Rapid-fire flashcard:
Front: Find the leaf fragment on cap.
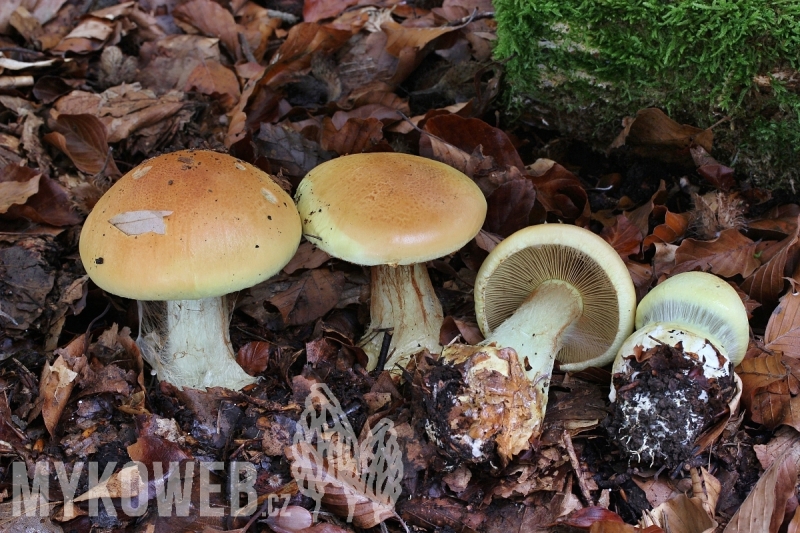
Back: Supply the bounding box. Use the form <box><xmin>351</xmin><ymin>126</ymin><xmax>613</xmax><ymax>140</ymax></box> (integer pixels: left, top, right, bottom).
<box><xmin>109</xmin><ymin>210</ymin><xmax>173</xmax><ymax>235</ymax></box>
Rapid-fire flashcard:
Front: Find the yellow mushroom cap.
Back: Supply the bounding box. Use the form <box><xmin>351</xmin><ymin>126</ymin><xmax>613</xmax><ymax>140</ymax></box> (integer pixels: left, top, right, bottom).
<box><xmin>294</xmin><ymin>152</ymin><xmax>487</xmax><ymax>266</ymax></box>
<box><xmin>79</xmin><ymin>149</ymin><xmax>302</xmax><ymax>300</ymax></box>
<box><xmin>633</xmin><ymin>271</ymin><xmax>750</xmax><ymax>366</ymax></box>
<box><xmin>474</xmin><ymin>224</ymin><xmax>637</xmax><ymax>371</ymax></box>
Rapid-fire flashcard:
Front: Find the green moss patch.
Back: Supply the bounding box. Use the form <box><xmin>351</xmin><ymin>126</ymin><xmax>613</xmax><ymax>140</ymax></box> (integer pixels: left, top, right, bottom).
<box><xmin>495</xmin><ymin>0</ymin><xmax>800</xmax><ymax>189</ymax></box>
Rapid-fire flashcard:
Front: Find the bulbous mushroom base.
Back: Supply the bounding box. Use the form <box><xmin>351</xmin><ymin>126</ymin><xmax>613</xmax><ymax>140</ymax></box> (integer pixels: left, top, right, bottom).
<box><xmin>418</xmin><ymin>344</ymin><xmax>539</xmax><ymax>465</ymax></box>
<box><xmin>361</xmin><ymin>263</ymin><xmax>443</xmax><ymax>373</ymax></box>
<box><xmin>137</xmin><ymin>296</ymin><xmax>257</xmax><ymax>390</ymax></box>
<box><xmin>606</xmin><ymin>329</ymin><xmax>737</xmax><ymax>470</ymax></box>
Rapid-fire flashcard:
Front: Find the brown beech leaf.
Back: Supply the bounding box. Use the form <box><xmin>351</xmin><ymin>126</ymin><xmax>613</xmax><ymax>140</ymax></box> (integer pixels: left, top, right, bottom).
<box><xmin>0</xmin><ymin>163</ymin><xmax>40</xmax><ymax>213</ymax></box>
<box><xmin>173</xmin><ymin>0</ymin><xmax>240</xmax><ymax>61</ymax></box>
<box><xmin>737</xmin><ymin>355</ymin><xmax>788</xmax><ymax>414</ymax></box>
<box><xmin>528</xmin><ymin>160</ymin><xmax>590</xmax><ymax>225</ymax></box>
<box><xmin>320</xmin><ymin>117</ymin><xmax>386</xmax><ymax>155</ymax></box>
<box><xmin>253</xmin><ymin>123</ymin><xmax>332</xmax><ymax>185</ymax></box>
<box><xmin>647</xmin><ymin>493</ymin><xmax>716</xmax><ymax>533</ymax></box>
<box><xmin>610</xmin><ymin>108</ymin><xmax>713</xmax><ymax>166</ymax></box>
<box><xmin>484</xmin><ymin>178</ymin><xmax>537</xmax><ymax>236</ymax></box>
<box><xmin>749</xmin><ymin>204</ymin><xmax>800</xmax><ymax>239</ymax></box>
<box><xmin>558</xmin><ymin>506</ymin><xmax>625</xmax><ymax>529</ymax></box>
<box><xmin>43</xmin><ymin>114</ymin><xmax>120</xmax><ymax>176</ymax></box>
<box><xmin>5</xmin><ymin>175</ymin><xmax>82</xmax><ymax>226</ymax></box>
<box><xmin>303</xmin><ymin>0</ymin><xmax>360</xmax><ymax>23</ymax></box>
<box><xmin>642</xmin><ymin>208</ymin><xmax>689</xmax><ymax>248</ymax></box>
<box><xmin>691</xmin><ymin>145</ymin><xmax>735</xmax><ymax>190</ymax></box>
<box><xmin>237</xmin><ymin>341</ymin><xmax>272</xmax><ymax>376</ymax></box>
<box><xmin>422</xmin><ymin>114</ymin><xmax>525</xmax><ymax>171</ymax></box>
<box><xmin>269</xmin><ymin>269</ymin><xmax>345</xmax><ymax>326</ymax></box>
<box><xmin>742</xmin><ymin>219</ymin><xmax>800</xmax><ymax>305</ymax></box>
<box><xmin>381</xmin><ymin>19</ymin><xmax>460</xmax><ymax>57</ymax></box>
<box><xmin>283</xmin><ymin>242</ymin><xmax>331</xmax><ymax>274</ymax></box>
<box><xmin>127</xmin><ymin>435</ymin><xmax>193</xmax><ymax>480</ymax></box>
<box><xmin>624</xmin><ymin>180</ymin><xmax>668</xmax><ymax>239</ymax></box>
<box><xmin>474</xmin><ymin>229</ymin><xmax>503</xmax><ymax>253</ymax></box>
<box><xmin>184</xmin><ymin>59</ymin><xmax>241</xmax><ymax>111</ymax></box>
<box><xmin>39</xmin><ymin>335</ymin><xmax>88</xmax><ymax>436</ymax></box>
<box><xmin>750</xmin><ymin>377</ymin><xmax>792</xmax><ymax>429</ymax></box>
<box><xmin>723</xmin><ymin>446</ymin><xmax>800</xmax><ymax>533</ymax></box>
<box><xmin>672</xmin><ymin>228</ymin><xmax>760</xmax><ymax>278</ymax></box>
<box><xmin>765</xmin><ymin>291</ymin><xmax>800</xmax><ymax>359</ymax></box>
<box><xmin>601</xmin><ymin>214</ymin><xmax>644</xmax><ymax>259</ymax></box>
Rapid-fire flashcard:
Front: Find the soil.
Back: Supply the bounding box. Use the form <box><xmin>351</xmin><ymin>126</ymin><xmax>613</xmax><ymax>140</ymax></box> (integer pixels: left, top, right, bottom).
<box><xmin>605</xmin><ymin>342</ymin><xmax>736</xmax><ymax>471</ymax></box>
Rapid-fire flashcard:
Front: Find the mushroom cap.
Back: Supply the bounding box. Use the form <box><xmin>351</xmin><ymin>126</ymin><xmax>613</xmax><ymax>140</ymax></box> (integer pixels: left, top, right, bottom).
<box><xmin>474</xmin><ymin>224</ymin><xmax>636</xmax><ymax>371</ymax></box>
<box><xmin>79</xmin><ymin>150</ymin><xmax>302</xmax><ymax>300</ymax></box>
<box><xmin>634</xmin><ymin>271</ymin><xmax>749</xmax><ymax>366</ymax></box>
<box><xmin>294</xmin><ymin>152</ymin><xmax>487</xmax><ymax>266</ymax></box>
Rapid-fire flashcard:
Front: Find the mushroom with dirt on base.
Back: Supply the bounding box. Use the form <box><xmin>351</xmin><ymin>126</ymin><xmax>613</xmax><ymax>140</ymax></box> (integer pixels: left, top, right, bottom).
<box><xmin>607</xmin><ymin>271</ymin><xmax>749</xmax><ymax>469</ymax></box>
<box><xmin>294</xmin><ymin>152</ymin><xmax>487</xmax><ymax>374</ymax></box>
<box><xmin>79</xmin><ymin>149</ymin><xmax>302</xmax><ymax>391</ymax></box>
<box><xmin>430</xmin><ymin>223</ymin><xmax>637</xmax><ymax>462</ymax></box>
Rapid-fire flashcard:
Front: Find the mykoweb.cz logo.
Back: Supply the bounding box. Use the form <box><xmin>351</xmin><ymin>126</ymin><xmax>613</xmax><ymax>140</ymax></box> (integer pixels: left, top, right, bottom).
<box><xmin>7</xmin><ymin>383</ymin><xmax>403</xmax><ymax>525</ymax></box>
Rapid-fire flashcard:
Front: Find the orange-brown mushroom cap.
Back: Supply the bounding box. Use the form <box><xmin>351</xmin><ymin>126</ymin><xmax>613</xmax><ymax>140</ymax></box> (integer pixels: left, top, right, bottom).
<box><xmin>295</xmin><ymin>152</ymin><xmax>487</xmax><ymax>266</ymax></box>
<box><xmin>80</xmin><ymin>150</ymin><xmax>302</xmax><ymax>300</ymax></box>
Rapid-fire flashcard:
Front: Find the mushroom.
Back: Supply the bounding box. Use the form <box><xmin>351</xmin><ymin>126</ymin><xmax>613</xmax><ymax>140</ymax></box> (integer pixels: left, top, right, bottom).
<box><xmin>79</xmin><ymin>150</ymin><xmax>301</xmax><ymax>390</ymax></box>
<box><xmin>294</xmin><ymin>152</ymin><xmax>486</xmax><ymax>372</ymax></box>
<box><xmin>607</xmin><ymin>271</ymin><xmax>748</xmax><ymax>468</ymax></box>
<box><xmin>432</xmin><ymin>223</ymin><xmax>636</xmax><ymax>459</ymax></box>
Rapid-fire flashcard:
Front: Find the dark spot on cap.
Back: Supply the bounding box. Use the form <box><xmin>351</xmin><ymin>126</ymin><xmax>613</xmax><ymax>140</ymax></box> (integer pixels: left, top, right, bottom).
<box><xmin>95</xmin><ymin>257</ymin><xmax>104</xmax><ymax>265</ymax></box>
<box><xmin>255</xmin><ymin>245</ymin><xmax>260</xmax><ymax>248</ymax></box>
<box><xmin>268</xmin><ymin>215</ymin><xmax>272</xmax><ymax>220</ymax></box>
<box><xmin>168</xmin><ymin>180</ymin><xmax>173</xmax><ymax>185</ymax></box>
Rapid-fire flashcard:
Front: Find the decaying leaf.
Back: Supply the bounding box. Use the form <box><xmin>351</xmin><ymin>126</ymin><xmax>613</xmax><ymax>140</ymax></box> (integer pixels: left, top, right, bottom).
<box><xmin>269</xmin><ymin>269</ymin><xmax>345</xmax><ymax>326</ymax></box>
<box><xmin>43</xmin><ymin>113</ymin><xmax>121</xmax><ymax>176</ymax></box>
<box><xmin>672</xmin><ymin>229</ymin><xmax>760</xmax><ymax>278</ymax></box>
<box><xmin>0</xmin><ymin>163</ymin><xmax>41</xmax><ymax>212</ymax></box>
<box><xmin>39</xmin><ymin>335</ymin><xmax>88</xmax><ymax>436</ymax></box>
<box><xmin>109</xmin><ymin>210</ymin><xmax>173</xmax><ymax>236</ymax></box>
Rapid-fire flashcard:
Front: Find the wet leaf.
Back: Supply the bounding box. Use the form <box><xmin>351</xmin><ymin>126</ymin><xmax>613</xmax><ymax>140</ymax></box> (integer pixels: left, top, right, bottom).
<box><xmin>423</xmin><ymin>114</ymin><xmax>524</xmax><ymax>171</ymax></box>
<box><xmin>184</xmin><ymin>59</ymin><xmax>241</xmax><ymax>111</ymax></box>
<box><xmin>528</xmin><ymin>160</ymin><xmax>590</xmax><ymax>225</ymax></box>
<box><xmin>558</xmin><ymin>506</ymin><xmax>625</xmax><ymax>529</ymax></box>
<box><xmin>109</xmin><ymin>210</ymin><xmax>173</xmax><ymax>236</ymax></box>
<box><xmin>601</xmin><ymin>214</ymin><xmax>643</xmax><ymax>259</ymax></box>
<box><xmin>672</xmin><ymin>229</ymin><xmax>760</xmax><ymax>278</ymax></box>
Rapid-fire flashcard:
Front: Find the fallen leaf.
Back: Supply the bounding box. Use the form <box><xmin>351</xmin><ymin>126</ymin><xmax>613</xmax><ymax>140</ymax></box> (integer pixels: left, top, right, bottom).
<box><xmin>601</xmin><ymin>214</ymin><xmax>643</xmax><ymax>259</ymax></box>
<box><xmin>643</xmin><ymin>208</ymin><xmax>689</xmax><ymax>248</ymax></box>
<box><xmin>672</xmin><ymin>228</ymin><xmax>760</xmax><ymax>278</ymax></box>
<box><xmin>742</xmin><ymin>218</ymin><xmax>800</xmax><ymax>305</ymax></box>
<box><xmin>109</xmin><ymin>210</ymin><xmax>173</xmax><ymax>236</ymax></box>
<box><xmin>382</xmin><ymin>18</ymin><xmax>460</xmax><ymax>57</ymax></box>
<box><xmin>237</xmin><ymin>341</ymin><xmax>271</xmax><ymax>376</ymax></box>
<box><xmin>558</xmin><ymin>506</ymin><xmax>625</xmax><ymax>529</ymax></box>
<box><xmin>253</xmin><ymin>123</ymin><xmax>332</xmax><ymax>185</ymax></box>
<box><xmin>645</xmin><ymin>493</ymin><xmax>716</xmax><ymax>533</ymax></box>
<box><xmin>753</xmin><ymin>426</ymin><xmax>800</xmax><ymax>470</ymax></box>
<box><xmin>283</xmin><ymin>242</ymin><xmax>331</xmax><ymax>274</ymax></box>
<box><xmin>320</xmin><ymin>117</ymin><xmax>386</xmax><ymax>155</ymax></box>
<box><xmin>765</xmin><ymin>291</ymin><xmax>800</xmax><ymax>359</ymax></box>
<box><xmin>422</xmin><ymin>114</ymin><xmax>525</xmax><ymax>171</ymax></box>
<box><xmin>528</xmin><ymin>160</ymin><xmax>590</xmax><ymax>225</ymax></box>
<box><xmin>184</xmin><ymin>59</ymin><xmax>241</xmax><ymax>111</ymax></box>
<box><xmin>610</xmin><ymin>108</ymin><xmax>713</xmax><ymax>166</ymax></box>
<box><xmin>303</xmin><ymin>0</ymin><xmax>359</xmax><ymax>23</ymax></box>
<box><xmin>43</xmin><ymin>114</ymin><xmax>120</xmax><ymax>176</ymax></box>
<box><xmin>484</xmin><ymin>178</ymin><xmax>537</xmax><ymax>236</ymax></box>
<box><xmin>723</xmin><ymin>446</ymin><xmax>800</xmax><ymax>533</ymax></box>
<box><xmin>40</xmin><ymin>337</ymin><xmax>88</xmax><ymax>436</ymax></box>
<box><xmin>173</xmin><ymin>0</ymin><xmax>241</xmax><ymax>61</ymax></box>
<box><xmin>0</xmin><ymin>163</ymin><xmax>40</xmax><ymax>213</ymax></box>
<box><xmin>269</xmin><ymin>269</ymin><xmax>345</xmax><ymax>326</ymax></box>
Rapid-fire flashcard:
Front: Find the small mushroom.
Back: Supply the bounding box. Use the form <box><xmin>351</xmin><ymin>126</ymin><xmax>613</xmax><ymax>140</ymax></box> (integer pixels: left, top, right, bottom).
<box><xmin>295</xmin><ymin>152</ymin><xmax>487</xmax><ymax>373</ymax></box>
<box><xmin>607</xmin><ymin>271</ymin><xmax>748</xmax><ymax>468</ymax></box>
<box><xmin>79</xmin><ymin>150</ymin><xmax>302</xmax><ymax>390</ymax></box>
<box><xmin>432</xmin><ymin>224</ymin><xmax>636</xmax><ymax>460</ymax></box>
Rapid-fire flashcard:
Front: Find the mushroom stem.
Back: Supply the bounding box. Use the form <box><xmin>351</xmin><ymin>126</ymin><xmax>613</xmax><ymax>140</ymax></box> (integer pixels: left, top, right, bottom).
<box><xmin>481</xmin><ymin>280</ymin><xmax>583</xmax><ymax>428</ymax></box>
<box><xmin>138</xmin><ymin>296</ymin><xmax>257</xmax><ymax>390</ymax></box>
<box><xmin>362</xmin><ymin>263</ymin><xmax>443</xmax><ymax>372</ymax></box>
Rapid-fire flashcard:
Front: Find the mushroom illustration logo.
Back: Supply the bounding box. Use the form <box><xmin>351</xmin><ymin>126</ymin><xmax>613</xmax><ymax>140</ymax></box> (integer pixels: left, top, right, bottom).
<box><xmin>295</xmin><ymin>152</ymin><xmax>487</xmax><ymax>373</ymax></box>
<box><xmin>608</xmin><ymin>271</ymin><xmax>748</xmax><ymax>468</ymax></box>
<box><xmin>79</xmin><ymin>150</ymin><xmax>302</xmax><ymax>390</ymax></box>
<box><xmin>431</xmin><ymin>223</ymin><xmax>636</xmax><ymax>461</ymax></box>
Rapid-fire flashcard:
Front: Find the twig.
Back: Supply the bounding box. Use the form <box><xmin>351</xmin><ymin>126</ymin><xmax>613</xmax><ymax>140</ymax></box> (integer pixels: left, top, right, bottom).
<box><xmin>84</xmin><ymin>301</ymin><xmax>112</xmax><ymax>357</ymax></box>
<box><xmin>374</xmin><ymin>328</ymin><xmax>393</xmax><ymax>372</ymax></box>
<box><xmin>0</xmin><ymin>76</ymin><xmax>34</xmax><ymax>89</ymax></box>
<box><xmin>562</xmin><ymin>429</ymin><xmax>594</xmax><ymax>506</ymax></box>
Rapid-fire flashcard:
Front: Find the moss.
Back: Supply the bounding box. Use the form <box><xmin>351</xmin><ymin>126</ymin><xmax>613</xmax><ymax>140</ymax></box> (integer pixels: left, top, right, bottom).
<box><xmin>495</xmin><ymin>0</ymin><xmax>800</xmax><ymax>189</ymax></box>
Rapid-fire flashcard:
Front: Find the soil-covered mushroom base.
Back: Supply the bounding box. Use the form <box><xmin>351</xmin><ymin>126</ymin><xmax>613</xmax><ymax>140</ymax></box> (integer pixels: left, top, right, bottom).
<box><xmin>606</xmin><ymin>342</ymin><xmax>735</xmax><ymax>470</ymax></box>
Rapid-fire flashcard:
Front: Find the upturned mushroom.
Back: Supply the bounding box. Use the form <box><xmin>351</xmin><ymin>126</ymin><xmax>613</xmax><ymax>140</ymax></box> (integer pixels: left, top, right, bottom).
<box><xmin>79</xmin><ymin>150</ymin><xmax>301</xmax><ymax>390</ymax></box>
<box><xmin>431</xmin><ymin>223</ymin><xmax>636</xmax><ymax>460</ymax></box>
<box><xmin>607</xmin><ymin>271</ymin><xmax>748</xmax><ymax>468</ymax></box>
<box><xmin>294</xmin><ymin>152</ymin><xmax>486</xmax><ymax>373</ymax></box>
